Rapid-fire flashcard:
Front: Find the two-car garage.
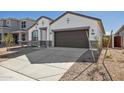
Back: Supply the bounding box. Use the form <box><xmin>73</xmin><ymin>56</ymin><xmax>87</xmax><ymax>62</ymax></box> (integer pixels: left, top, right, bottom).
<box><xmin>54</xmin><ymin>30</ymin><xmax>89</xmax><ymax>48</ymax></box>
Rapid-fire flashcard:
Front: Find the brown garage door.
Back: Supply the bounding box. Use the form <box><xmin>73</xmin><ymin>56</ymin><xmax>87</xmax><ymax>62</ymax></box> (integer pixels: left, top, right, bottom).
<box><xmin>114</xmin><ymin>36</ymin><xmax>121</xmax><ymax>47</ymax></box>
<box><xmin>54</xmin><ymin>30</ymin><xmax>89</xmax><ymax>48</ymax></box>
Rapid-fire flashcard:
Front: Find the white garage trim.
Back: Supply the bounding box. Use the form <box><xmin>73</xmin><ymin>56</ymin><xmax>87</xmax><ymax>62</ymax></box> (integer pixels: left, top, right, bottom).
<box><xmin>52</xmin><ymin>26</ymin><xmax>90</xmax><ymax>32</ymax></box>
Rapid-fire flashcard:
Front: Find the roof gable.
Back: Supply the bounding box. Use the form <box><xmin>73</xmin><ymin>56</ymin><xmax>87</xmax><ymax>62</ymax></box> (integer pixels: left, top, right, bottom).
<box><xmin>50</xmin><ymin>11</ymin><xmax>105</xmax><ymax>34</ymax></box>
<box><xmin>50</xmin><ymin>11</ymin><xmax>102</xmax><ymax>25</ymax></box>
<box><xmin>28</xmin><ymin>16</ymin><xmax>53</xmax><ymax>30</ymax></box>
<box><xmin>36</xmin><ymin>16</ymin><xmax>53</xmax><ymax>22</ymax></box>
<box><xmin>115</xmin><ymin>25</ymin><xmax>124</xmax><ymax>35</ymax></box>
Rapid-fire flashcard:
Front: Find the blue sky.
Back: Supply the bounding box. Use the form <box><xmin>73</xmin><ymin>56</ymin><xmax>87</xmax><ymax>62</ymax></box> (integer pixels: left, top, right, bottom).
<box><xmin>0</xmin><ymin>11</ymin><xmax>123</xmax><ymax>34</ymax></box>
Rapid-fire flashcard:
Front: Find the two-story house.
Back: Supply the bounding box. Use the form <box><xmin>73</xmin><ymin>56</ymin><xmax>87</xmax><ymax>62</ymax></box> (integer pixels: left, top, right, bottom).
<box><xmin>0</xmin><ymin>18</ymin><xmax>35</xmax><ymax>47</ymax></box>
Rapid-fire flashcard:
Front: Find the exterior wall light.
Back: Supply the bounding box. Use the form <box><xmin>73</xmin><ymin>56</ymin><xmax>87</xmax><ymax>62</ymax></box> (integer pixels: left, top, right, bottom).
<box><xmin>67</xmin><ymin>18</ymin><xmax>70</xmax><ymax>24</ymax></box>
<box><xmin>91</xmin><ymin>29</ymin><xmax>95</xmax><ymax>35</ymax></box>
<box><xmin>42</xmin><ymin>21</ymin><xmax>44</xmax><ymax>26</ymax></box>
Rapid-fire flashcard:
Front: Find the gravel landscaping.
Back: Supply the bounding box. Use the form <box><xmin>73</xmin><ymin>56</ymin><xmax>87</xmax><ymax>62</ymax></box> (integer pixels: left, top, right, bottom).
<box><xmin>74</xmin><ymin>63</ymin><xmax>111</xmax><ymax>81</ymax></box>
<box><xmin>60</xmin><ymin>62</ymin><xmax>111</xmax><ymax>81</ymax></box>
<box><xmin>60</xmin><ymin>48</ymin><xmax>124</xmax><ymax>81</ymax></box>
<box><xmin>60</xmin><ymin>62</ymin><xmax>92</xmax><ymax>80</ymax></box>
<box><xmin>104</xmin><ymin>48</ymin><xmax>124</xmax><ymax>80</ymax></box>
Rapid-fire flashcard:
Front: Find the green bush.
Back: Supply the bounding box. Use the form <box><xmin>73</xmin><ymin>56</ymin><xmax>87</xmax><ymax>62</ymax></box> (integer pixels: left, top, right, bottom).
<box><xmin>105</xmin><ymin>53</ymin><xmax>112</xmax><ymax>59</ymax></box>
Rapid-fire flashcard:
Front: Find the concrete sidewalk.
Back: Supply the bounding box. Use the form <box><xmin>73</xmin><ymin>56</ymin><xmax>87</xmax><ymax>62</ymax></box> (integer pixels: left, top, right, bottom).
<box><xmin>0</xmin><ymin>55</ymin><xmax>73</xmax><ymax>81</ymax></box>
<box><xmin>0</xmin><ymin>66</ymin><xmax>35</xmax><ymax>81</ymax></box>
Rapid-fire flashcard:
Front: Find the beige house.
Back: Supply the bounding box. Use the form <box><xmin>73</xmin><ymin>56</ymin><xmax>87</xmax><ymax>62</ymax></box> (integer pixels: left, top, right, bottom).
<box><xmin>114</xmin><ymin>25</ymin><xmax>124</xmax><ymax>48</ymax></box>
<box><xmin>28</xmin><ymin>12</ymin><xmax>105</xmax><ymax>48</ymax></box>
<box><xmin>28</xmin><ymin>16</ymin><xmax>53</xmax><ymax>47</ymax></box>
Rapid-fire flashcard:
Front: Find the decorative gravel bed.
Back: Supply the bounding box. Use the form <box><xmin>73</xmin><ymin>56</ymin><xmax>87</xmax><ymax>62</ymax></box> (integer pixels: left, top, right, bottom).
<box><xmin>104</xmin><ymin>48</ymin><xmax>124</xmax><ymax>80</ymax></box>
<box><xmin>60</xmin><ymin>49</ymin><xmax>124</xmax><ymax>81</ymax></box>
<box><xmin>60</xmin><ymin>62</ymin><xmax>111</xmax><ymax>81</ymax></box>
<box><xmin>74</xmin><ymin>63</ymin><xmax>111</xmax><ymax>81</ymax></box>
<box><xmin>60</xmin><ymin>62</ymin><xmax>92</xmax><ymax>81</ymax></box>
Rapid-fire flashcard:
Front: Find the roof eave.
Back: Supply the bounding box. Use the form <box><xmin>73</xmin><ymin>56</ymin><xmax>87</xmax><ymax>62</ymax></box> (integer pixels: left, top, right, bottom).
<box><xmin>50</xmin><ymin>11</ymin><xmax>102</xmax><ymax>25</ymax></box>
<box><xmin>115</xmin><ymin>25</ymin><xmax>124</xmax><ymax>35</ymax></box>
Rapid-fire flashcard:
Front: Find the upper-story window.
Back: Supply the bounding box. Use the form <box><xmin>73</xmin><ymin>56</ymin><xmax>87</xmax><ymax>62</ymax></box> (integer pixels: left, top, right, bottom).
<box><xmin>7</xmin><ymin>21</ymin><xmax>9</xmax><ymax>25</ymax></box>
<box><xmin>3</xmin><ymin>20</ymin><xmax>7</xmax><ymax>27</ymax></box>
<box><xmin>21</xmin><ymin>21</ymin><xmax>26</xmax><ymax>28</ymax></box>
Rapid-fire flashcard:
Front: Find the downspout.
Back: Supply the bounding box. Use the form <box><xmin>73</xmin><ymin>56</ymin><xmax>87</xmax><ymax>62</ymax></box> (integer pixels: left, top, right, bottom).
<box><xmin>112</xmin><ymin>34</ymin><xmax>114</xmax><ymax>48</ymax></box>
<box><xmin>45</xmin><ymin>26</ymin><xmax>49</xmax><ymax>48</ymax></box>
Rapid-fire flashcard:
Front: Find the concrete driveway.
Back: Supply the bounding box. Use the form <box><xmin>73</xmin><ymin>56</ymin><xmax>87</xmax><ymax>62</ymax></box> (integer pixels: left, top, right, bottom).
<box><xmin>0</xmin><ymin>47</ymin><xmax>87</xmax><ymax>81</ymax></box>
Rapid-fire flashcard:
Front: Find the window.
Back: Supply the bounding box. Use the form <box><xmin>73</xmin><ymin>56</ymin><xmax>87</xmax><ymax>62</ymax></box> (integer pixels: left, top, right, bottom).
<box><xmin>32</xmin><ymin>30</ymin><xmax>38</xmax><ymax>41</ymax></box>
<box><xmin>21</xmin><ymin>21</ymin><xmax>26</xmax><ymax>28</ymax></box>
<box><xmin>7</xmin><ymin>21</ymin><xmax>9</xmax><ymax>24</ymax></box>
<box><xmin>3</xmin><ymin>20</ymin><xmax>7</xmax><ymax>27</ymax></box>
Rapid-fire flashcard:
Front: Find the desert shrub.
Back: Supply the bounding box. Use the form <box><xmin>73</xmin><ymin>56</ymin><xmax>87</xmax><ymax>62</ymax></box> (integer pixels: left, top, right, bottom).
<box><xmin>122</xmin><ymin>51</ymin><xmax>124</xmax><ymax>54</ymax></box>
<box><xmin>102</xmin><ymin>36</ymin><xmax>109</xmax><ymax>47</ymax></box>
<box><xmin>105</xmin><ymin>53</ymin><xmax>112</xmax><ymax>59</ymax></box>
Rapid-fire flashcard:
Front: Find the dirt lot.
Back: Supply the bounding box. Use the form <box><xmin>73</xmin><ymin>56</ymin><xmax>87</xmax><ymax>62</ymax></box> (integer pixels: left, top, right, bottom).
<box><xmin>104</xmin><ymin>48</ymin><xmax>124</xmax><ymax>80</ymax></box>
<box><xmin>60</xmin><ymin>48</ymin><xmax>124</xmax><ymax>81</ymax></box>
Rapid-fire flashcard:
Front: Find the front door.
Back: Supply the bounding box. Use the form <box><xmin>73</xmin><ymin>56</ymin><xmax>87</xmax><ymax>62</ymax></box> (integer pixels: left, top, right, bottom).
<box><xmin>13</xmin><ymin>34</ymin><xmax>19</xmax><ymax>44</ymax></box>
<box><xmin>42</xmin><ymin>29</ymin><xmax>47</xmax><ymax>41</ymax></box>
<box><xmin>41</xmin><ymin>29</ymin><xmax>47</xmax><ymax>47</ymax></box>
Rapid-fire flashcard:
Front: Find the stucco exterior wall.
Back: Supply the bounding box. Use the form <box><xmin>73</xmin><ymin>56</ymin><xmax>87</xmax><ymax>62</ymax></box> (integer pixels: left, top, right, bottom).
<box><xmin>0</xmin><ymin>20</ymin><xmax>3</xmax><ymax>26</ymax></box>
<box><xmin>28</xmin><ymin>18</ymin><xmax>52</xmax><ymax>41</ymax></box>
<box><xmin>119</xmin><ymin>30</ymin><xmax>124</xmax><ymax>47</ymax></box>
<box><xmin>96</xmin><ymin>23</ymin><xmax>104</xmax><ymax>47</ymax></box>
<box><xmin>7</xmin><ymin>19</ymin><xmax>20</xmax><ymax>29</ymax></box>
<box><xmin>0</xmin><ymin>27</ymin><xmax>14</xmax><ymax>33</ymax></box>
<box><xmin>50</xmin><ymin>13</ymin><xmax>104</xmax><ymax>47</ymax></box>
<box><xmin>50</xmin><ymin>13</ymin><xmax>103</xmax><ymax>41</ymax></box>
<box><xmin>0</xmin><ymin>19</ymin><xmax>20</xmax><ymax>30</ymax></box>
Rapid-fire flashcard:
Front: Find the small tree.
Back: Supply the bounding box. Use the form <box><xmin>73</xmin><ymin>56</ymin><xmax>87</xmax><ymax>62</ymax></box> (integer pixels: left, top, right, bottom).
<box><xmin>4</xmin><ymin>33</ymin><xmax>14</xmax><ymax>51</ymax></box>
<box><xmin>102</xmin><ymin>36</ymin><xmax>109</xmax><ymax>47</ymax></box>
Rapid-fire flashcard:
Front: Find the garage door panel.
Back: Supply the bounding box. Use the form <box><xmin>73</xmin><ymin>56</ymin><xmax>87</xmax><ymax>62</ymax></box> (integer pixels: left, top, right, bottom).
<box><xmin>54</xmin><ymin>30</ymin><xmax>89</xmax><ymax>48</ymax></box>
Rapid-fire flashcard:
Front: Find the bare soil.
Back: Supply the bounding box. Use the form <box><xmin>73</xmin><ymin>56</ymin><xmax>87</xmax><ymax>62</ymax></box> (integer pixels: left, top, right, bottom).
<box><xmin>60</xmin><ymin>48</ymin><xmax>124</xmax><ymax>81</ymax></box>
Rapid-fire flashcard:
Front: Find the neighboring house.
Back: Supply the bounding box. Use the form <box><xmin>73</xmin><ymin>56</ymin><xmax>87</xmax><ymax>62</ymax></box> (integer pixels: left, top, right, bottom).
<box><xmin>28</xmin><ymin>16</ymin><xmax>53</xmax><ymax>47</ymax></box>
<box><xmin>114</xmin><ymin>25</ymin><xmax>124</xmax><ymax>48</ymax></box>
<box><xmin>0</xmin><ymin>18</ymin><xmax>35</xmax><ymax>46</ymax></box>
<box><xmin>28</xmin><ymin>12</ymin><xmax>105</xmax><ymax>48</ymax></box>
